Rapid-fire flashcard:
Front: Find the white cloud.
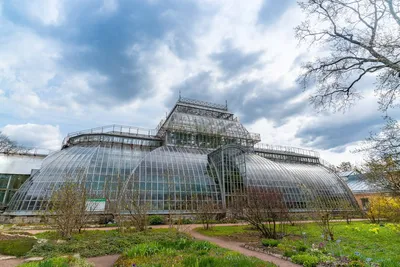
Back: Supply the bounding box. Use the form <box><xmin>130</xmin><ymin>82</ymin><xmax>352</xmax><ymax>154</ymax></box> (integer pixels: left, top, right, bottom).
<box><xmin>2</xmin><ymin>124</ymin><xmax>63</xmax><ymax>151</ymax></box>
<box><xmin>21</xmin><ymin>0</ymin><xmax>64</xmax><ymax>26</ymax></box>
<box><xmin>0</xmin><ymin>0</ymin><xmax>386</xmax><ymax>166</ymax></box>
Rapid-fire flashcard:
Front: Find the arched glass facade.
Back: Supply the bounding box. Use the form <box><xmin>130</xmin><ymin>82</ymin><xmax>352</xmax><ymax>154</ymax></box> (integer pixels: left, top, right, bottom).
<box><xmin>6</xmin><ymin>97</ymin><xmax>359</xmax><ymax>215</ymax></box>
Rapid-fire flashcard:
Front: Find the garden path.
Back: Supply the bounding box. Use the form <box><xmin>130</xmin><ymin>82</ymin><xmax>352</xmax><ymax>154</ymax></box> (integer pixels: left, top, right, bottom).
<box><xmin>86</xmin><ymin>254</ymin><xmax>120</xmax><ymax>267</ymax></box>
<box><xmin>0</xmin><ymin>257</ymin><xmax>23</xmax><ymax>267</ymax></box>
<box><xmin>185</xmin><ymin>225</ymin><xmax>301</xmax><ymax>267</ymax></box>
<box><xmin>3</xmin><ymin>220</ymin><xmax>367</xmax><ymax>267</ymax></box>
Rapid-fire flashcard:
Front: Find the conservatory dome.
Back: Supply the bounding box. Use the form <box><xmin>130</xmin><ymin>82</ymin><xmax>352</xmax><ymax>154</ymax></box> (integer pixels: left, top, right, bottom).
<box><xmin>6</xmin><ymin>97</ymin><xmax>359</xmax><ymax>215</ymax></box>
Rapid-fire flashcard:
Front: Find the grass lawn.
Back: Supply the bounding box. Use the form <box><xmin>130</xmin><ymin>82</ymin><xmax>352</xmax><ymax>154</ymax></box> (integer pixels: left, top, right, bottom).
<box><xmin>196</xmin><ymin>221</ymin><xmax>400</xmax><ymax>266</ymax></box>
<box><xmin>21</xmin><ymin>228</ymin><xmax>277</xmax><ymax>266</ymax></box>
<box><xmin>30</xmin><ymin>228</ymin><xmax>180</xmax><ymax>258</ymax></box>
<box><xmin>18</xmin><ymin>256</ymin><xmax>93</xmax><ymax>267</ymax></box>
<box><xmin>115</xmin><ymin>237</ymin><xmax>276</xmax><ymax>267</ymax></box>
<box><xmin>0</xmin><ymin>234</ymin><xmax>37</xmax><ymax>256</ymax></box>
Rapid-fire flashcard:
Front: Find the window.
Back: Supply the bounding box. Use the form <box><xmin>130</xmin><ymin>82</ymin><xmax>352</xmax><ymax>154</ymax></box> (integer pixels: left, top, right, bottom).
<box><xmin>361</xmin><ymin>198</ymin><xmax>369</xmax><ymax>210</ymax></box>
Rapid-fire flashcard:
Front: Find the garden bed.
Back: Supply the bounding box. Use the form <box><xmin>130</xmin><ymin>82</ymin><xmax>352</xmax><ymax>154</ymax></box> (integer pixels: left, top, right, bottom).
<box><xmin>196</xmin><ymin>222</ymin><xmax>400</xmax><ymax>266</ymax></box>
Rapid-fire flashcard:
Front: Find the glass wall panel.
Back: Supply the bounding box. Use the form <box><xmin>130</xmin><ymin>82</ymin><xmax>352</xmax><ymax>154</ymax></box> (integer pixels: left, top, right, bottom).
<box><xmin>123</xmin><ymin>146</ymin><xmax>222</xmax><ymax>214</ymax></box>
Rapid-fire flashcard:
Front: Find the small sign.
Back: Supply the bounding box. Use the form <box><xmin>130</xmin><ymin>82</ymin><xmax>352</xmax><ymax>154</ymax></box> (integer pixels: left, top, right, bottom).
<box><xmin>86</xmin><ymin>198</ymin><xmax>106</xmax><ymax>212</ymax></box>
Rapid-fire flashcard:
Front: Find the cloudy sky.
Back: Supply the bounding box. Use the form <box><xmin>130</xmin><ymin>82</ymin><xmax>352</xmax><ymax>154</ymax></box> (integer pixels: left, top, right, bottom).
<box><xmin>0</xmin><ymin>0</ymin><xmax>392</xmax><ymax>165</ymax></box>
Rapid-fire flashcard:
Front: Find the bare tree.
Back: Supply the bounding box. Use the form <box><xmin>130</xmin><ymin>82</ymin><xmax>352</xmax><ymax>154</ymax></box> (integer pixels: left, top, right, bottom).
<box><xmin>121</xmin><ymin>174</ymin><xmax>149</xmax><ymax>232</ymax></box>
<box><xmin>0</xmin><ymin>131</ymin><xmax>27</xmax><ymax>154</ymax></box>
<box><xmin>104</xmin><ymin>174</ymin><xmax>125</xmax><ymax>230</ymax></box>
<box><xmin>358</xmin><ymin>117</ymin><xmax>400</xmax><ymax>194</ymax></box>
<box><xmin>237</xmin><ymin>187</ymin><xmax>290</xmax><ymax>239</ymax></box>
<box><xmin>296</xmin><ymin>0</ymin><xmax>400</xmax><ymax>112</ymax></box>
<box><xmin>336</xmin><ymin>161</ymin><xmax>353</xmax><ymax>172</ymax></box>
<box><xmin>310</xmin><ymin>196</ymin><xmax>359</xmax><ymax>240</ymax></box>
<box><xmin>46</xmin><ymin>174</ymin><xmax>97</xmax><ymax>239</ymax></box>
<box><xmin>196</xmin><ymin>196</ymin><xmax>219</xmax><ymax>230</ymax></box>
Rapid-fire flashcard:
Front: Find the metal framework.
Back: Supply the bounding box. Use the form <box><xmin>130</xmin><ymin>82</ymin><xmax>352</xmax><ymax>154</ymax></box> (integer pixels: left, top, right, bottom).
<box><xmin>5</xmin><ymin>97</ymin><xmax>359</xmax><ymax>215</ymax></box>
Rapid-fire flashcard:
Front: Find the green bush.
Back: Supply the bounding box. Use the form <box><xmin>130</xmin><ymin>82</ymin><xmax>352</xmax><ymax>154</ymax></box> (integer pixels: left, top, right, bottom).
<box><xmin>190</xmin><ymin>241</ymin><xmax>216</xmax><ymax>251</ymax></box>
<box><xmin>291</xmin><ymin>254</ymin><xmax>319</xmax><ymax>267</ymax></box>
<box><xmin>123</xmin><ymin>242</ymin><xmax>161</xmax><ymax>257</ymax></box>
<box><xmin>0</xmin><ymin>238</ymin><xmax>37</xmax><ymax>256</ymax></box>
<box><xmin>175</xmin><ymin>218</ymin><xmax>193</xmax><ymax>225</ymax></box>
<box><xmin>149</xmin><ymin>215</ymin><xmax>164</xmax><ymax>225</ymax></box>
<box><xmin>283</xmin><ymin>250</ymin><xmax>296</xmax><ymax>258</ymax></box>
<box><xmin>380</xmin><ymin>259</ymin><xmax>400</xmax><ymax>267</ymax></box>
<box><xmin>30</xmin><ymin>229</ymin><xmax>185</xmax><ymax>258</ymax></box>
<box><xmin>348</xmin><ymin>261</ymin><xmax>365</xmax><ymax>267</ymax></box>
<box><xmin>261</xmin><ymin>239</ymin><xmax>280</xmax><ymax>247</ymax></box>
<box><xmin>181</xmin><ymin>254</ymin><xmax>275</xmax><ymax>267</ymax></box>
<box><xmin>295</xmin><ymin>243</ymin><xmax>308</xmax><ymax>252</ymax></box>
<box><xmin>18</xmin><ymin>256</ymin><xmax>93</xmax><ymax>267</ymax></box>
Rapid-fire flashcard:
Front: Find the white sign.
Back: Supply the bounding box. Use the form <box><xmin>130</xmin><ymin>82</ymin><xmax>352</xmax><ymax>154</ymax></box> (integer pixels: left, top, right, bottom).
<box><xmin>86</xmin><ymin>198</ymin><xmax>106</xmax><ymax>212</ymax></box>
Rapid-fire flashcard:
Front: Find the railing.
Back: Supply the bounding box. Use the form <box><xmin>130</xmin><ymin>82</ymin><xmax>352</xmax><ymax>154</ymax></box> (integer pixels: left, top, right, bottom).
<box><xmin>249</xmin><ymin>132</ymin><xmax>261</xmax><ymax>142</ymax></box>
<box><xmin>319</xmin><ymin>158</ymin><xmax>337</xmax><ymax>172</ymax></box>
<box><xmin>178</xmin><ymin>97</ymin><xmax>228</xmax><ymax>111</ymax></box>
<box><xmin>64</xmin><ymin>125</ymin><xmax>159</xmax><ymax>145</ymax></box>
<box><xmin>156</xmin><ymin>119</ymin><xmax>165</xmax><ymax>133</ymax></box>
<box><xmin>0</xmin><ymin>147</ymin><xmax>53</xmax><ymax>157</ymax></box>
<box><xmin>254</xmin><ymin>143</ymin><xmax>320</xmax><ymax>158</ymax></box>
<box><xmin>67</xmin><ymin>125</ymin><xmax>157</xmax><ymax>137</ymax></box>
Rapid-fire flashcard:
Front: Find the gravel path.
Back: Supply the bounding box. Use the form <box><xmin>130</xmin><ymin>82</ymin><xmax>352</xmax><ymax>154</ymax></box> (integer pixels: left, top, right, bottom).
<box><xmin>87</xmin><ymin>254</ymin><xmax>120</xmax><ymax>267</ymax></box>
<box><xmin>1</xmin><ymin>258</ymin><xmax>24</xmax><ymax>267</ymax></box>
<box><xmin>186</xmin><ymin>225</ymin><xmax>301</xmax><ymax>267</ymax></box>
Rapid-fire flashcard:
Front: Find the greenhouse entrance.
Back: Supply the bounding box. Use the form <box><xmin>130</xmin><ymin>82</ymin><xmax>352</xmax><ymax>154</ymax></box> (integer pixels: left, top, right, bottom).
<box><xmin>208</xmin><ymin>145</ymin><xmax>247</xmax><ymax>210</ymax></box>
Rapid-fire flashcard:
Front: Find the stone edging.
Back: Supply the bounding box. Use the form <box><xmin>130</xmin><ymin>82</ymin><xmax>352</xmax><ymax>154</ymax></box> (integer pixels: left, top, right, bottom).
<box><xmin>242</xmin><ymin>244</ymin><xmax>293</xmax><ymax>262</ymax></box>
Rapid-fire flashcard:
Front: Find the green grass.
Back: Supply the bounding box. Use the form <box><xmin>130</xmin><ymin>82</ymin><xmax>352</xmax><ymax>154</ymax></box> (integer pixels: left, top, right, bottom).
<box><xmin>195</xmin><ymin>221</ymin><xmax>400</xmax><ymax>266</ymax></box>
<box><xmin>196</xmin><ymin>225</ymin><xmax>256</xmax><ymax>236</ymax></box>
<box><xmin>30</xmin><ymin>229</ymin><xmax>184</xmax><ymax>258</ymax></box>
<box><xmin>17</xmin><ymin>256</ymin><xmax>93</xmax><ymax>267</ymax></box>
<box><xmin>31</xmin><ymin>228</ymin><xmax>277</xmax><ymax>266</ymax></box>
<box><xmin>115</xmin><ymin>237</ymin><xmax>277</xmax><ymax>267</ymax></box>
<box><xmin>0</xmin><ymin>238</ymin><xmax>37</xmax><ymax>256</ymax></box>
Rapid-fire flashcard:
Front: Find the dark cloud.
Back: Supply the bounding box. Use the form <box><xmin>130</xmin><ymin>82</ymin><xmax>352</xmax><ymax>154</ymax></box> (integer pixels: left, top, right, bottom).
<box><xmin>257</xmin><ymin>0</ymin><xmax>293</xmax><ymax>25</ymax></box>
<box><xmin>295</xmin><ymin>115</ymin><xmax>384</xmax><ymax>150</ymax></box>
<box><xmin>2</xmin><ymin>0</ymin><xmax>212</xmax><ymax>105</ymax></box>
<box><xmin>210</xmin><ymin>42</ymin><xmax>264</xmax><ymax>78</ymax></box>
<box><xmin>171</xmin><ymin>71</ymin><xmax>308</xmax><ymax>125</ymax></box>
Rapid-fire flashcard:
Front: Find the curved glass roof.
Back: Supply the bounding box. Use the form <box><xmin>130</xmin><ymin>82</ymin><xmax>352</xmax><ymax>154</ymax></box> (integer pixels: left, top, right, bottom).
<box><xmin>279</xmin><ymin>163</ymin><xmax>359</xmax><ymax>209</ymax></box>
<box><xmin>6</xmin><ymin>143</ymin><xmax>359</xmax><ymax>214</ymax></box>
<box><xmin>245</xmin><ymin>154</ymin><xmax>311</xmax><ymax>209</ymax></box>
<box><xmin>123</xmin><ymin>146</ymin><xmax>222</xmax><ymax>213</ymax></box>
<box><xmin>164</xmin><ymin>112</ymin><xmax>254</xmax><ymax>140</ymax></box>
<box><xmin>7</xmin><ymin>144</ymin><xmax>151</xmax><ymax>213</ymax></box>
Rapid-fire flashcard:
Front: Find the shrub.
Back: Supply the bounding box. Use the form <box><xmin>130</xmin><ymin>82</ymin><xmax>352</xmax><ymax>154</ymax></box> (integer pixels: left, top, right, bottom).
<box><xmin>190</xmin><ymin>241</ymin><xmax>216</xmax><ymax>251</ymax></box>
<box><xmin>261</xmin><ymin>239</ymin><xmax>280</xmax><ymax>247</ymax></box>
<box><xmin>175</xmin><ymin>218</ymin><xmax>193</xmax><ymax>225</ymax></box>
<box><xmin>349</xmin><ymin>261</ymin><xmax>365</xmax><ymax>267</ymax></box>
<box><xmin>283</xmin><ymin>250</ymin><xmax>296</xmax><ymax>258</ymax></box>
<box><xmin>367</xmin><ymin>196</ymin><xmax>400</xmax><ymax>223</ymax></box>
<box><xmin>123</xmin><ymin>242</ymin><xmax>161</xmax><ymax>257</ymax></box>
<box><xmin>291</xmin><ymin>254</ymin><xmax>319</xmax><ymax>267</ymax></box>
<box><xmin>380</xmin><ymin>259</ymin><xmax>400</xmax><ymax>267</ymax></box>
<box><xmin>149</xmin><ymin>215</ymin><xmax>164</xmax><ymax>225</ymax></box>
<box><xmin>18</xmin><ymin>256</ymin><xmax>93</xmax><ymax>267</ymax></box>
<box><xmin>0</xmin><ymin>238</ymin><xmax>36</xmax><ymax>256</ymax></box>
<box><xmin>296</xmin><ymin>243</ymin><xmax>308</xmax><ymax>252</ymax></box>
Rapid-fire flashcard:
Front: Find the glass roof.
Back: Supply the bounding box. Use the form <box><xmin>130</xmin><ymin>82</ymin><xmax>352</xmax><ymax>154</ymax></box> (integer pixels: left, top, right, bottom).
<box><xmin>162</xmin><ymin>112</ymin><xmax>258</xmax><ymax>141</ymax></box>
<box><xmin>245</xmin><ymin>154</ymin><xmax>311</xmax><ymax>209</ymax></box>
<box><xmin>122</xmin><ymin>146</ymin><xmax>222</xmax><ymax>213</ymax></box>
<box><xmin>279</xmin><ymin>162</ymin><xmax>359</xmax><ymax>209</ymax></box>
<box><xmin>7</xmin><ymin>144</ymin><xmax>151</xmax><ymax>213</ymax></box>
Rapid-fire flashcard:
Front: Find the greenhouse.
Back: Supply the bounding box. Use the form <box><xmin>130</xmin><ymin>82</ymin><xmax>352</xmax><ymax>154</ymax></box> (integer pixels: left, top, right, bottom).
<box><xmin>5</xmin><ymin>97</ymin><xmax>359</xmax><ymax>215</ymax></box>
